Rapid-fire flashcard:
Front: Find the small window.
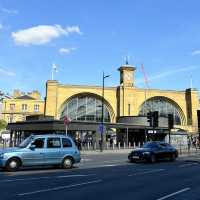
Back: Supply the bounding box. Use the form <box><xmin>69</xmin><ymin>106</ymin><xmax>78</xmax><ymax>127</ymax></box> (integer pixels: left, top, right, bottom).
<box><xmin>10</xmin><ymin>104</ymin><xmax>15</xmax><ymax>111</ymax></box>
<box><xmin>32</xmin><ymin>138</ymin><xmax>45</xmax><ymax>148</ymax></box>
<box><xmin>62</xmin><ymin>138</ymin><xmax>72</xmax><ymax>148</ymax></box>
<box><xmin>47</xmin><ymin>138</ymin><xmax>61</xmax><ymax>148</ymax></box>
<box><xmin>34</xmin><ymin>104</ymin><xmax>39</xmax><ymax>112</ymax></box>
<box><xmin>128</xmin><ymin>104</ymin><xmax>131</xmax><ymax>116</ymax></box>
<box><xmin>22</xmin><ymin>104</ymin><xmax>28</xmax><ymax>111</ymax></box>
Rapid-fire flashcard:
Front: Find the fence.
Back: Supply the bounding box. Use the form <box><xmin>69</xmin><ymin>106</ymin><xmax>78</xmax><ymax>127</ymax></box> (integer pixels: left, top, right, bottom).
<box><xmin>79</xmin><ymin>141</ymin><xmax>200</xmax><ymax>155</ymax></box>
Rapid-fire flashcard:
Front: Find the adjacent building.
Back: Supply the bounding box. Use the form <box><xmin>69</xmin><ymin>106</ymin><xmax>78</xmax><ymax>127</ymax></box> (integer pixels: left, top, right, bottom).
<box><xmin>2</xmin><ymin>90</ymin><xmax>44</xmax><ymax>123</ymax></box>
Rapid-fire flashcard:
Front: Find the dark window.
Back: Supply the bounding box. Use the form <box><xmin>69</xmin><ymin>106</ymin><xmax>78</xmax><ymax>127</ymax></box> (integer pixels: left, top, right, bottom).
<box><xmin>62</xmin><ymin>138</ymin><xmax>72</xmax><ymax>148</ymax></box>
<box><xmin>32</xmin><ymin>138</ymin><xmax>45</xmax><ymax>148</ymax></box>
<box><xmin>47</xmin><ymin>138</ymin><xmax>61</xmax><ymax>148</ymax></box>
<box><xmin>142</xmin><ymin>142</ymin><xmax>159</xmax><ymax>148</ymax></box>
<box><xmin>128</xmin><ymin>104</ymin><xmax>131</xmax><ymax>116</ymax></box>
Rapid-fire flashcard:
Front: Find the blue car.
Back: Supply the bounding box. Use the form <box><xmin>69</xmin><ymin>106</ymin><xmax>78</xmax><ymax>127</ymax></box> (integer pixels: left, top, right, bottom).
<box><xmin>0</xmin><ymin>134</ymin><xmax>81</xmax><ymax>171</ymax></box>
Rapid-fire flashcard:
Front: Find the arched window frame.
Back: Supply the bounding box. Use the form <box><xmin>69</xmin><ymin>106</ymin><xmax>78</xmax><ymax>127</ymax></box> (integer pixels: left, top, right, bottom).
<box><xmin>138</xmin><ymin>96</ymin><xmax>185</xmax><ymax>126</ymax></box>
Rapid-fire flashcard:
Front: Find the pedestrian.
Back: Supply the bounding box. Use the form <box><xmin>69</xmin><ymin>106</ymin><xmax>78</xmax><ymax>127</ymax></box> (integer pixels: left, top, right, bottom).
<box><xmin>110</xmin><ymin>138</ymin><xmax>113</xmax><ymax>148</ymax></box>
<box><xmin>187</xmin><ymin>137</ymin><xmax>191</xmax><ymax>152</ymax></box>
<box><xmin>77</xmin><ymin>137</ymin><xmax>82</xmax><ymax>151</ymax></box>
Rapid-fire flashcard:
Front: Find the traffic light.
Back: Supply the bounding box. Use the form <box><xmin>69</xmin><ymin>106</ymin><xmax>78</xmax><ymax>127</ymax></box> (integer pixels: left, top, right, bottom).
<box><xmin>147</xmin><ymin>112</ymin><xmax>153</xmax><ymax>127</ymax></box>
<box><xmin>153</xmin><ymin>111</ymin><xmax>159</xmax><ymax>128</ymax></box>
<box><xmin>168</xmin><ymin>114</ymin><xmax>174</xmax><ymax>129</ymax></box>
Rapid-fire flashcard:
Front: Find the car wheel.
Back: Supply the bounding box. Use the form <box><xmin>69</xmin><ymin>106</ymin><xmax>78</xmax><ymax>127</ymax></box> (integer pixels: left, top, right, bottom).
<box><xmin>5</xmin><ymin>158</ymin><xmax>21</xmax><ymax>172</ymax></box>
<box><xmin>170</xmin><ymin>153</ymin><xmax>176</xmax><ymax>162</ymax></box>
<box><xmin>150</xmin><ymin>154</ymin><xmax>156</xmax><ymax>163</ymax></box>
<box><xmin>62</xmin><ymin>157</ymin><xmax>73</xmax><ymax>169</ymax></box>
<box><xmin>129</xmin><ymin>159</ymin><xmax>136</xmax><ymax>163</ymax></box>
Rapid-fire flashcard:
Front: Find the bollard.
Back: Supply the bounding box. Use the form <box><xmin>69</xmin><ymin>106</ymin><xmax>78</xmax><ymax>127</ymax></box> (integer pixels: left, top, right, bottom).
<box><xmin>106</xmin><ymin>142</ymin><xmax>108</xmax><ymax>150</ymax></box>
<box><xmin>112</xmin><ymin>143</ymin><xmax>114</xmax><ymax>150</ymax></box>
<box><xmin>179</xmin><ymin>143</ymin><xmax>182</xmax><ymax>155</ymax></box>
<box><xmin>87</xmin><ymin>142</ymin><xmax>90</xmax><ymax>150</ymax></box>
<box><xmin>94</xmin><ymin>142</ymin><xmax>97</xmax><ymax>150</ymax></box>
<box><xmin>118</xmin><ymin>142</ymin><xmax>120</xmax><ymax>149</ymax></box>
<box><xmin>129</xmin><ymin>142</ymin><xmax>131</xmax><ymax>148</ymax></box>
<box><xmin>124</xmin><ymin>142</ymin><xmax>126</xmax><ymax>149</ymax></box>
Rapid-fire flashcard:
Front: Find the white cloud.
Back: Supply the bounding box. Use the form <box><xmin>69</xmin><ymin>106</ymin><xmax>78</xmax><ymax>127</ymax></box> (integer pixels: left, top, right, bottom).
<box><xmin>59</xmin><ymin>47</ymin><xmax>76</xmax><ymax>54</ymax></box>
<box><xmin>191</xmin><ymin>50</ymin><xmax>200</xmax><ymax>56</ymax></box>
<box><xmin>136</xmin><ymin>65</ymin><xmax>199</xmax><ymax>84</ymax></box>
<box><xmin>12</xmin><ymin>25</ymin><xmax>82</xmax><ymax>46</ymax></box>
<box><xmin>66</xmin><ymin>26</ymin><xmax>82</xmax><ymax>35</ymax></box>
<box><xmin>1</xmin><ymin>8</ymin><xmax>18</xmax><ymax>15</ymax></box>
<box><xmin>0</xmin><ymin>68</ymin><xmax>16</xmax><ymax>76</ymax></box>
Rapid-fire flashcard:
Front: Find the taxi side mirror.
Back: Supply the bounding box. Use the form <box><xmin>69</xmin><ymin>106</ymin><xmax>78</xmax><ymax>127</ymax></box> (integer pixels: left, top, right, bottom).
<box><xmin>29</xmin><ymin>144</ymin><xmax>36</xmax><ymax>150</ymax></box>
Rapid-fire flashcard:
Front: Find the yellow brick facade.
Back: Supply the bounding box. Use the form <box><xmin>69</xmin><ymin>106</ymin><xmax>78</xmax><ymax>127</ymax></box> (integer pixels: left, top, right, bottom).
<box><xmin>2</xmin><ymin>92</ymin><xmax>44</xmax><ymax>123</ymax></box>
<box><xmin>44</xmin><ymin>65</ymin><xmax>199</xmax><ymax>134</ymax></box>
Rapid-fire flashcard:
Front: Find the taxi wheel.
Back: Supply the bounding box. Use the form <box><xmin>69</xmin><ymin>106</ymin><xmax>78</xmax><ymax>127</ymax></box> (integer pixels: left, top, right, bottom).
<box><xmin>5</xmin><ymin>158</ymin><xmax>21</xmax><ymax>172</ymax></box>
<box><xmin>170</xmin><ymin>153</ymin><xmax>176</xmax><ymax>161</ymax></box>
<box><xmin>62</xmin><ymin>157</ymin><xmax>73</xmax><ymax>169</ymax></box>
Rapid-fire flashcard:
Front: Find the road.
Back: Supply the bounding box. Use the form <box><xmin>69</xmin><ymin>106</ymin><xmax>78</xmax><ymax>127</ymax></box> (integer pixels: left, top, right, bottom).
<box><xmin>1</xmin><ymin>152</ymin><xmax>200</xmax><ymax>200</ymax></box>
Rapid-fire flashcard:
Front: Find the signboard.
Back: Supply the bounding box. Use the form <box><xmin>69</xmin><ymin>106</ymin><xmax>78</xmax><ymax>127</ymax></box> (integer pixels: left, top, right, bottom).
<box><xmin>98</xmin><ymin>123</ymin><xmax>106</xmax><ymax>134</ymax></box>
<box><xmin>64</xmin><ymin>116</ymin><xmax>71</xmax><ymax>125</ymax></box>
<box><xmin>148</xmin><ymin>130</ymin><xmax>157</xmax><ymax>134</ymax></box>
<box><xmin>1</xmin><ymin>133</ymin><xmax>10</xmax><ymax>140</ymax></box>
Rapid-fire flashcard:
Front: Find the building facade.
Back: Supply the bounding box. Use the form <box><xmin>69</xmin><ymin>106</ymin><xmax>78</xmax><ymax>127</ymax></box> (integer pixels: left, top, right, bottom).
<box><xmin>2</xmin><ymin>90</ymin><xmax>44</xmax><ymax>123</ymax></box>
<box><xmin>45</xmin><ymin>64</ymin><xmax>200</xmax><ymax>134</ymax></box>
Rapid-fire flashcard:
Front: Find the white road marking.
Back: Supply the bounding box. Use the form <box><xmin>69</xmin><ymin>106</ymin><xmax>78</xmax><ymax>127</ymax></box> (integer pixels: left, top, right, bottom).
<box><xmin>179</xmin><ymin>163</ymin><xmax>199</xmax><ymax>168</ymax></box>
<box><xmin>128</xmin><ymin>169</ymin><xmax>165</xmax><ymax>176</ymax></box>
<box><xmin>102</xmin><ymin>160</ymin><xmax>124</xmax><ymax>163</ymax></box>
<box><xmin>156</xmin><ymin>187</ymin><xmax>190</xmax><ymax>200</ymax></box>
<box><xmin>0</xmin><ymin>174</ymin><xmax>95</xmax><ymax>183</ymax></box>
<box><xmin>0</xmin><ymin>177</ymin><xmax>50</xmax><ymax>183</ymax></box>
<box><xmin>57</xmin><ymin>174</ymin><xmax>96</xmax><ymax>178</ymax></box>
<box><xmin>81</xmin><ymin>159</ymin><xmax>92</xmax><ymax>162</ymax></box>
<box><xmin>17</xmin><ymin>179</ymin><xmax>102</xmax><ymax>196</ymax></box>
<box><xmin>101</xmin><ymin>164</ymin><xmax>120</xmax><ymax>167</ymax></box>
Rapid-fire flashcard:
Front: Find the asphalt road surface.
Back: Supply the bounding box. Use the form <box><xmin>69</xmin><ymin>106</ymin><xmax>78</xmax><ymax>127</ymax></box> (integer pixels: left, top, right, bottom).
<box><xmin>1</xmin><ymin>153</ymin><xmax>200</xmax><ymax>200</ymax></box>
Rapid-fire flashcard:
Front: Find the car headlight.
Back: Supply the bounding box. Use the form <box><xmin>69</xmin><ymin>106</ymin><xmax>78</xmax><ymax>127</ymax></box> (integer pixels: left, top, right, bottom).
<box><xmin>143</xmin><ymin>152</ymin><xmax>150</xmax><ymax>155</ymax></box>
<box><xmin>0</xmin><ymin>153</ymin><xmax>4</xmax><ymax>159</ymax></box>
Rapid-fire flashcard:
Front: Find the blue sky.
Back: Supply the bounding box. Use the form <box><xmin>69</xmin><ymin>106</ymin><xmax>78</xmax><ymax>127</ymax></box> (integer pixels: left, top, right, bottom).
<box><xmin>0</xmin><ymin>0</ymin><xmax>200</xmax><ymax>98</ymax></box>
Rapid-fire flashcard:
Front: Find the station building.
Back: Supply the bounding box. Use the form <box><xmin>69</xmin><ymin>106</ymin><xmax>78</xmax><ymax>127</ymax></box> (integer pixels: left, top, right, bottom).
<box><xmin>43</xmin><ymin>64</ymin><xmax>199</xmax><ymax>139</ymax></box>
<box><xmin>6</xmin><ymin>63</ymin><xmax>200</xmax><ymax>146</ymax></box>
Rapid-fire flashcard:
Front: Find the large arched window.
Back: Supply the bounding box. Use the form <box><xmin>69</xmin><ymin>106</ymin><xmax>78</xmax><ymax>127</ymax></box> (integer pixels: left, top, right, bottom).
<box><xmin>60</xmin><ymin>95</ymin><xmax>111</xmax><ymax>122</ymax></box>
<box><xmin>139</xmin><ymin>97</ymin><xmax>183</xmax><ymax>125</ymax></box>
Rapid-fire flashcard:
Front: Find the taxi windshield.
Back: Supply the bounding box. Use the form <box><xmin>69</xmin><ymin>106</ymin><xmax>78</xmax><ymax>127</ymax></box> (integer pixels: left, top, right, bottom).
<box><xmin>18</xmin><ymin>136</ymin><xmax>33</xmax><ymax>148</ymax></box>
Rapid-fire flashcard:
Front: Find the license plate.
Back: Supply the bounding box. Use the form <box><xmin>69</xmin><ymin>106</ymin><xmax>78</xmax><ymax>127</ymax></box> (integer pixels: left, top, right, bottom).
<box><xmin>132</xmin><ymin>156</ymin><xmax>139</xmax><ymax>159</ymax></box>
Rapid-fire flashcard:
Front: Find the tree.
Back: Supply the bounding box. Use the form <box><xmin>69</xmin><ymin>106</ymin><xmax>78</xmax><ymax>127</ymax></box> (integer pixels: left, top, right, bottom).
<box><xmin>0</xmin><ymin>119</ymin><xmax>7</xmax><ymax>131</ymax></box>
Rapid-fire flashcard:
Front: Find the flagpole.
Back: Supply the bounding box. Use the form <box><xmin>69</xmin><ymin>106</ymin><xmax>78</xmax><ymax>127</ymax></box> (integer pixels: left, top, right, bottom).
<box><xmin>51</xmin><ymin>67</ymin><xmax>54</xmax><ymax>80</ymax></box>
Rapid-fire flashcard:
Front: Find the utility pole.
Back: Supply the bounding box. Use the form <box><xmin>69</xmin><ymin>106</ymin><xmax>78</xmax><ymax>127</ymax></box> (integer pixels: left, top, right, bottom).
<box><xmin>100</xmin><ymin>72</ymin><xmax>110</xmax><ymax>152</ymax></box>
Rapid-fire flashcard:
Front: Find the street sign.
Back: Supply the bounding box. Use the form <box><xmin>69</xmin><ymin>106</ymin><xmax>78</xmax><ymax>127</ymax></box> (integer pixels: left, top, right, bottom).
<box><xmin>98</xmin><ymin>123</ymin><xmax>106</xmax><ymax>134</ymax></box>
<box><xmin>64</xmin><ymin>116</ymin><xmax>71</xmax><ymax>125</ymax></box>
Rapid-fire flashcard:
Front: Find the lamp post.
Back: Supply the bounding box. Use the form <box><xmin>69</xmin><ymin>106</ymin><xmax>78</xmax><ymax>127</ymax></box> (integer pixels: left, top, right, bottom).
<box><xmin>100</xmin><ymin>72</ymin><xmax>110</xmax><ymax>152</ymax></box>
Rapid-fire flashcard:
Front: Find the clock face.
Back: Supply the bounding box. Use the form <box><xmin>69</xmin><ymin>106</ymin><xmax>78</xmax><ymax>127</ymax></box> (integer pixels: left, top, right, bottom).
<box><xmin>124</xmin><ymin>72</ymin><xmax>132</xmax><ymax>81</ymax></box>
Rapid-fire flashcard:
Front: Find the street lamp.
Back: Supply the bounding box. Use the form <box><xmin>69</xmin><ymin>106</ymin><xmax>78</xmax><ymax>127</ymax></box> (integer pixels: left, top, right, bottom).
<box><xmin>100</xmin><ymin>72</ymin><xmax>110</xmax><ymax>152</ymax></box>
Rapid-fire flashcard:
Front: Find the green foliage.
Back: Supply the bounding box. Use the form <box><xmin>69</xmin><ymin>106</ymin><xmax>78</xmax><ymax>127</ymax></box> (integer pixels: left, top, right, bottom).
<box><xmin>0</xmin><ymin>119</ymin><xmax>7</xmax><ymax>130</ymax></box>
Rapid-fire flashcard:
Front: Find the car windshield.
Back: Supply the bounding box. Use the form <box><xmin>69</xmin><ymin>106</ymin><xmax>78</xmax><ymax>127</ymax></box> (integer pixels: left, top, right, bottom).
<box><xmin>18</xmin><ymin>136</ymin><xmax>33</xmax><ymax>148</ymax></box>
<box><xmin>142</xmin><ymin>142</ymin><xmax>159</xmax><ymax>149</ymax></box>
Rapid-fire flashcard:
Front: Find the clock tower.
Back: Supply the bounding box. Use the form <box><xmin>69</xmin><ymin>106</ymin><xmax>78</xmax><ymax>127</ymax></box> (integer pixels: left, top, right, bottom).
<box><xmin>118</xmin><ymin>64</ymin><xmax>136</xmax><ymax>87</ymax></box>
